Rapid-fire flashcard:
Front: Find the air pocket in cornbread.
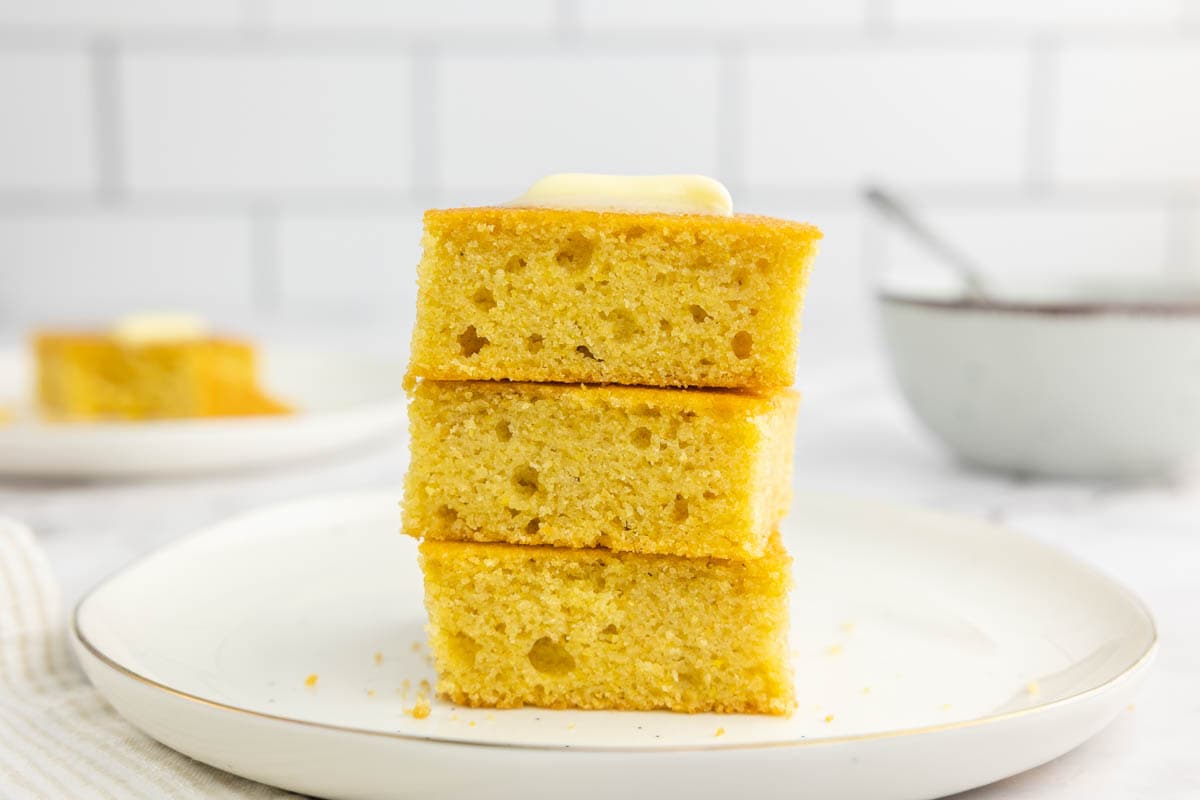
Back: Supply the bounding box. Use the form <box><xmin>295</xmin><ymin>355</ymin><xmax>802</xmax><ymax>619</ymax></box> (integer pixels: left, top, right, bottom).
<box><xmin>404</xmin><ymin>380</ymin><xmax>798</xmax><ymax>560</ymax></box>
<box><xmin>407</xmin><ymin>207</ymin><xmax>820</xmax><ymax>390</ymax></box>
<box><xmin>419</xmin><ymin>536</ymin><xmax>795</xmax><ymax>715</ymax></box>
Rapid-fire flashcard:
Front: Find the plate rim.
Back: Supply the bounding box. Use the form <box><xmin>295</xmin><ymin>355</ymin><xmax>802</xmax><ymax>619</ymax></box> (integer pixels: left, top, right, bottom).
<box><xmin>72</xmin><ymin>490</ymin><xmax>1160</xmax><ymax>754</ymax></box>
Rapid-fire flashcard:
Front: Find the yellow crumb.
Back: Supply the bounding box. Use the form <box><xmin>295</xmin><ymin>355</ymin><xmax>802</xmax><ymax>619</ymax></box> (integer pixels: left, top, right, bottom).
<box><xmin>469</xmin><ymin>720</ymin><xmax>477</xmax><ymax>727</ymax></box>
<box><xmin>826</xmin><ymin>644</ymin><xmax>842</xmax><ymax>656</ymax></box>
<box><xmin>366</xmin><ymin>689</ymin><xmax>376</xmax><ymax>697</ymax></box>
<box><xmin>567</xmin><ymin>723</ymin><xmax>575</xmax><ymax>731</ymax></box>
<box><xmin>840</xmin><ymin>622</ymin><xmax>856</xmax><ymax>634</ymax></box>
<box><xmin>411</xmin><ymin>700</ymin><xmax>431</xmax><ymax>720</ymax></box>
<box><xmin>406</xmin><ymin>382</ymin><xmax>798</xmax><ymax>561</ymax></box>
<box><xmin>0</xmin><ymin>406</ymin><xmax>12</xmax><ymax>425</ymax></box>
<box><xmin>1127</xmin><ymin>704</ymin><xmax>1136</xmax><ymax>712</ymax></box>
<box><xmin>941</xmin><ymin>703</ymin><xmax>953</xmax><ymax>711</ymax></box>
<box><xmin>411</xmin><ymin>641</ymin><xmax>423</xmax><ymax>652</ymax></box>
<box><xmin>374</xmin><ymin>651</ymin><xmax>384</xmax><ymax>665</ymax></box>
<box><xmin>1027</xmin><ymin>680</ymin><xmax>1040</xmax><ymax>696</ymax></box>
<box><xmin>862</xmin><ymin>687</ymin><xmax>872</xmax><ymax>695</ymax></box>
<box><xmin>714</xmin><ymin>727</ymin><xmax>726</xmax><ymax>737</ymax></box>
<box><xmin>824</xmin><ymin>714</ymin><xmax>834</xmax><ymax>723</ymax></box>
<box><xmin>304</xmin><ymin>674</ymin><xmax>318</xmax><ymax>688</ymax></box>
<box><xmin>418</xmin><ymin>679</ymin><xmax>432</xmax><ymax>695</ymax></box>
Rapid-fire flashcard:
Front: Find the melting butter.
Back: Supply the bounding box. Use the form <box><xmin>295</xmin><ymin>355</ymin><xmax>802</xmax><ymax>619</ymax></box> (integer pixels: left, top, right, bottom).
<box><xmin>112</xmin><ymin>312</ymin><xmax>210</xmax><ymax>345</ymax></box>
<box><xmin>508</xmin><ymin>174</ymin><xmax>733</xmax><ymax>216</ymax></box>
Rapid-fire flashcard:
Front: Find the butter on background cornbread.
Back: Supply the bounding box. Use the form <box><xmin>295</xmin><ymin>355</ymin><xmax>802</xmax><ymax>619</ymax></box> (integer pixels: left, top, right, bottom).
<box><xmin>404</xmin><ymin>380</ymin><xmax>798</xmax><ymax>560</ymax></box>
<box><xmin>407</xmin><ymin>205</ymin><xmax>820</xmax><ymax>390</ymax></box>
<box><xmin>420</xmin><ymin>536</ymin><xmax>795</xmax><ymax>715</ymax></box>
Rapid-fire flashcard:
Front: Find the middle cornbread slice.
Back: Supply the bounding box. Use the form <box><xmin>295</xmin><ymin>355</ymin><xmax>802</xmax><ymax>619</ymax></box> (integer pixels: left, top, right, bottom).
<box><xmin>403</xmin><ymin>380</ymin><xmax>798</xmax><ymax>560</ymax></box>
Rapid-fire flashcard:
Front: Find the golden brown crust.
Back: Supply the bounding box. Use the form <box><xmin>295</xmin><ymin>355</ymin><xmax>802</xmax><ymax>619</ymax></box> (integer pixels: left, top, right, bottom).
<box><xmin>424</xmin><ymin>206</ymin><xmax>823</xmax><ymax>240</ymax></box>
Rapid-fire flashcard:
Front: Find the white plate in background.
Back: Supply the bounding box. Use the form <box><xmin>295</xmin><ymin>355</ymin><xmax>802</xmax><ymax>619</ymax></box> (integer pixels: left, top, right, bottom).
<box><xmin>73</xmin><ymin>492</ymin><xmax>1156</xmax><ymax>800</ymax></box>
<box><xmin>0</xmin><ymin>347</ymin><xmax>407</xmax><ymax>478</ymax></box>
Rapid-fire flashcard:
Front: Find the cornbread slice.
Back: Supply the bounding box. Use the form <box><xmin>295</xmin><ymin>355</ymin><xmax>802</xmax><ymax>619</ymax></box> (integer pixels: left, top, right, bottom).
<box><xmin>404</xmin><ymin>380</ymin><xmax>798</xmax><ymax>560</ymax></box>
<box><xmin>35</xmin><ymin>333</ymin><xmax>290</xmax><ymax>420</ymax></box>
<box><xmin>407</xmin><ymin>207</ymin><xmax>820</xmax><ymax>390</ymax></box>
<box><xmin>420</xmin><ymin>536</ymin><xmax>795</xmax><ymax>714</ymax></box>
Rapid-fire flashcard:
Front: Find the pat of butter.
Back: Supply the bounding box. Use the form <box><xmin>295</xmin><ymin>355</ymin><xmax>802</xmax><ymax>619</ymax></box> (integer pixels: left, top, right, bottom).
<box><xmin>112</xmin><ymin>312</ymin><xmax>210</xmax><ymax>345</ymax></box>
<box><xmin>508</xmin><ymin>174</ymin><xmax>733</xmax><ymax>216</ymax></box>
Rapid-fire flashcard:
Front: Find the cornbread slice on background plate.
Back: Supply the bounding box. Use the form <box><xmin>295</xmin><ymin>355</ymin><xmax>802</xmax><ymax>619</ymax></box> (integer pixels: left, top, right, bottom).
<box><xmin>404</xmin><ymin>380</ymin><xmax>798</xmax><ymax>559</ymax></box>
<box><xmin>419</xmin><ymin>535</ymin><xmax>795</xmax><ymax>715</ymax></box>
<box><xmin>35</xmin><ymin>314</ymin><xmax>290</xmax><ymax>420</ymax></box>
<box><xmin>407</xmin><ymin>206</ymin><xmax>820</xmax><ymax>390</ymax></box>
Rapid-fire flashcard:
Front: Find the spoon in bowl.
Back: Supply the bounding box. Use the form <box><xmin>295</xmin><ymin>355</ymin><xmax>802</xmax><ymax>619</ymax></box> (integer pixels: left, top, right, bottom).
<box><xmin>863</xmin><ymin>186</ymin><xmax>990</xmax><ymax>302</ymax></box>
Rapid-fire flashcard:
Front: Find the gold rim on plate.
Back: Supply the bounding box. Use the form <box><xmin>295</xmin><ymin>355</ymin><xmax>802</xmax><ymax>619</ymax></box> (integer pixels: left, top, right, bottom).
<box><xmin>71</xmin><ymin>532</ymin><xmax>1159</xmax><ymax>754</ymax></box>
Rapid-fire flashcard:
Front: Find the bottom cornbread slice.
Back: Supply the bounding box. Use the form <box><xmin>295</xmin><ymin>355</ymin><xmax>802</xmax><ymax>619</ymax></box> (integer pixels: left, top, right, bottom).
<box><xmin>419</xmin><ymin>537</ymin><xmax>795</xmax><ymax>715</ymax></box>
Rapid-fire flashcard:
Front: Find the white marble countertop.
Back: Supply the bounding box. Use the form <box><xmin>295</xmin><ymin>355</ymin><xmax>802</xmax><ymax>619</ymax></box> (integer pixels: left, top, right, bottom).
<box><xmin>2</xmin><ymin>354</ymin><xmax>1197</xmax><ymax>799</ymax></box>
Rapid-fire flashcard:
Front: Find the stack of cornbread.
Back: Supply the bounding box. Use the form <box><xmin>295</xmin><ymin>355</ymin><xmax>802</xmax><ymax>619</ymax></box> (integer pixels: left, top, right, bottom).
<box><xmin>403</xmin><ymin>175</ymin><xmax>820</xmax><ymax>715</ymax></box>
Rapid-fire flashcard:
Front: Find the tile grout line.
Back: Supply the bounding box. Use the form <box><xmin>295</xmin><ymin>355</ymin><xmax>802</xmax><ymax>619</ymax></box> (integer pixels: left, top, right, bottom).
<box><xmin>717</xmin><ymin>45</ymin><xmax>747</xmax><ymax>197</ymax></box>
<box><xmin>89</xmin><ymin>36</ymin><xmax>124</xmax><ymax>203</ymax></box>
<box><xmin>250</xmin><ymin>202</ymin><xmax>280</xmax><ymax>312</ymax></box>
<box><xmin>1024</xmin><ymin>34</ymin><xmax>1059</xmax><ymax>195</ymax></box>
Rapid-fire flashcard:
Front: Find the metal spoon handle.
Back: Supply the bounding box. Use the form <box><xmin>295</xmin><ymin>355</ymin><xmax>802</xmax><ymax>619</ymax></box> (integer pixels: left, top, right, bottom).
<box><xmin>864</xmin><ymin>187</ymin><xmax>989</xmax><ymax>300</ymax></box>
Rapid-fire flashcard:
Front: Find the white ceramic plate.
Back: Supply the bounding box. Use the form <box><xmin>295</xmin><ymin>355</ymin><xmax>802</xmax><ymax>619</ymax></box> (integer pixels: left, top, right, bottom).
<box><xmin>0</xmin><ymin>347</ymin><xmax>407</xmax><ymax>477</ymax></box>
<box><xmin>72</xmin><ymin>492</ymin><xmax>1157</xmax><ymax>800</ymax></box>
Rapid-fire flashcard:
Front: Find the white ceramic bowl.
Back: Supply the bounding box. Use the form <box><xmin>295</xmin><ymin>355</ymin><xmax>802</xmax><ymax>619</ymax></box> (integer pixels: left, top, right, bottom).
<box><xmin>879</xmin><ymin>293</ymin><xmax>1200</xmax><ymax>479</ymax></box>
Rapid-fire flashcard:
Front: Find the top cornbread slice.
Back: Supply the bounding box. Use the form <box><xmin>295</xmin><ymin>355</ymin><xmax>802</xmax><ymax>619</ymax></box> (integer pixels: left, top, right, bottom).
<box><xmin>407</xmin><ymin>207</ymin><xmax>820</xmax><ymax>390</ymax></box>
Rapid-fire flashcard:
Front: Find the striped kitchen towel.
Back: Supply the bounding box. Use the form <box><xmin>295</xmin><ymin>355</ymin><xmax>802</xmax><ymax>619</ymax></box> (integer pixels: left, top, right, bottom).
<box><xmin>0</xmin><ymin>516</ymin><xmax>293</xmax><ymax>799</ymax></box>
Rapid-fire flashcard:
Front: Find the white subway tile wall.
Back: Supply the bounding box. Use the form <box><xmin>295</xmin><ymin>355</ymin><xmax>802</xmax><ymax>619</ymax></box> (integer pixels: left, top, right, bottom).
<box><xmin>0</xmin><ymin>214</ymin><xmax>253</xmax><ymax>320</ymax></box>
<box><xmin>439</xmin><ymin>54</ymin><xmax>721</xmax><ymax>191</ymax></box>
<box><xmin>1055</xmin><ymin>45</ymin><xmax>1200</xmax><ymax>183</ymax></box>
<box><xmin>122</xmin><ymin>51</ymin><xmax>413</xmax><ymax>193</ymax></box>
<box><xmin>261</xmin><ymin>0</ymin><xmax>557</xmax><ymax>33</ymax></box>
<box><xmin>578</xmin><ymin>0</ymin><xmax>868</xmax><ymax>30</ymax></box>
<box><xmin>0</xmin><ymin>0</ymin><xmax>1197</xmax><ymax>364</ymax></box>
<box><xmin>746</xmin><ymin>49</ymin><xmax>1029</xmax><ymax>185</ymax></box>
<box><xmin>0</xmin><ymin>51</ymin><xmax>94</xmax><ymax>192</ymax></box>
<box><xmin>0</xmin><ymin>0</ymin><xmax>247</xmax><ymax>30</ymax></box>
<box><xmin>275</xmin><ymin>214</ymin><xmax>423</xmax><ymax>313</ymax></box>
<box><xmin>892</xmin><ymin>0</ymin><xmax>1181</xmax><ymax>28</ymax></box>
